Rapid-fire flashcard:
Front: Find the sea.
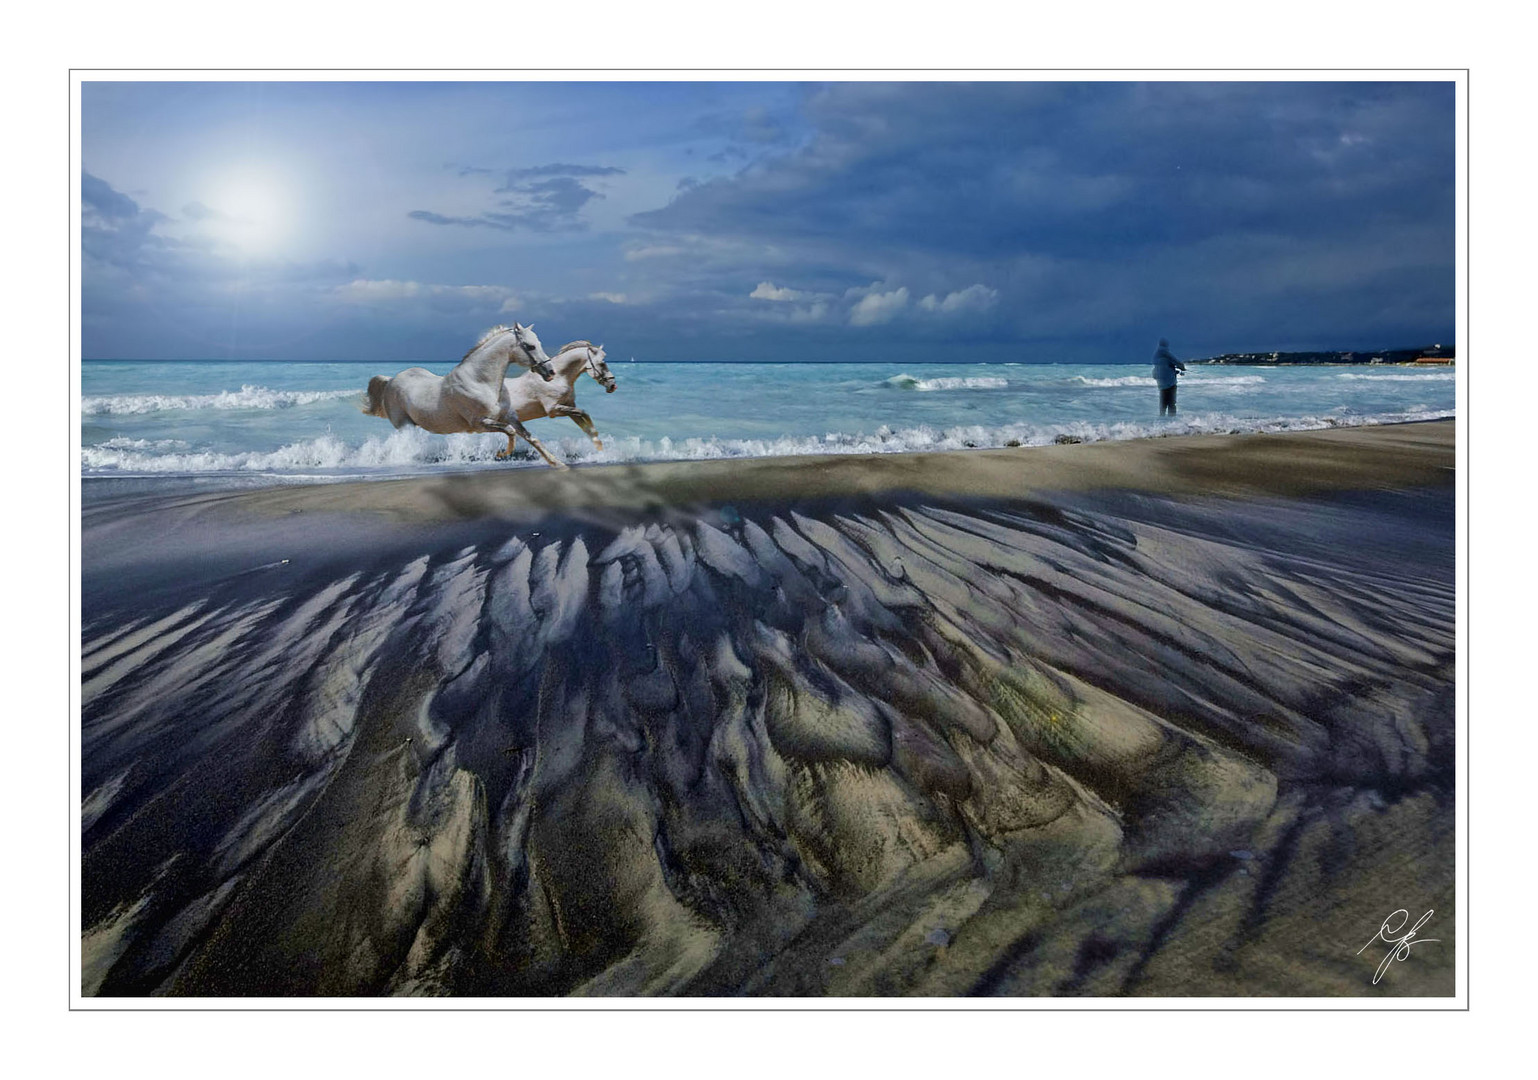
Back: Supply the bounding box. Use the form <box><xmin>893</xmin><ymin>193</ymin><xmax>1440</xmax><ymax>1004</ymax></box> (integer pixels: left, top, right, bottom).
<box><xmin>80</xmin><ymin>360</ymin><xmax>1457</xmax><ymax>495</ymax></box>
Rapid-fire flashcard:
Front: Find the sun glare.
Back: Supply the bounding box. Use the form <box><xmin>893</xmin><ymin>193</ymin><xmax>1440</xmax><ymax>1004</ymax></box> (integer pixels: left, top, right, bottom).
<box><xmin>200</xmin><ymin>166</ymin><xmax>296</xmax><ymax>255</ymax></box>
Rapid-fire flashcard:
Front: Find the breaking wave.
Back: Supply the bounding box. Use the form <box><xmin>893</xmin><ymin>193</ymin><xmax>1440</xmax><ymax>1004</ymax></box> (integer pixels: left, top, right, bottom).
<box><xmin>883</xmin><ymin>374</ymin><xmax>1010</xmax><ymax>391</ymax></box>
<box><xmin>1184</xmin><ymin>374</ymin><xmax>1267</xmax><ymax>385</ymax></box>
<box><xmin>1070</xmin><ymin>375</ymin><xmax>1157</xmax><ymax>387</ymax></box>
<box><xmin>81</xmin><ymin>408</ymin><xmax>1456</xmax><ymax>479</ymax></box>
<box><xmin>94</xmin><ymin>436</ymin><xmax>191</xmax><ymax>451</ymax></box>
<box><xmin>1337</xmin><ymin>372</ymin><xmax>1456</xmax><ymax>382</ymax></box>
<box><xmin>81</xmin><ymin>385</ymin><xmax>358</xmax><ymax>416</ymax></box>
<box><xmin>1070</xmin><ymin>374</ymin><xmax>1266</xmax><ymax>388</ymax></box>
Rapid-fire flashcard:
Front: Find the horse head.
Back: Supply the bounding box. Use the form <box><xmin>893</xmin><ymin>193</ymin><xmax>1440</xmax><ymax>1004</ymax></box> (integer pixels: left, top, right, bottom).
<box><xmin>512</xmin><ymin>323</ymin><xmax>555</xmax><ymax>381</ymax></box>
<box><xmin>587</xmin><ymin>344</ymin><xmax>617</xmax><ymax>393</ymax></box>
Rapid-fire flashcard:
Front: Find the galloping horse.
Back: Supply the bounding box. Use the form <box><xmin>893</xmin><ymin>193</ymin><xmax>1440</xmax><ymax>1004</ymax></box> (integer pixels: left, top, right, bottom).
<box><xmin>494</xmin><ymin>341</ymin><xmax>616</xmax><ymax>462</ymax></box>
<box><xmin>360</xmin><ymin>323</ymin><xmax>559</xmax><ymax>462</ymax></box>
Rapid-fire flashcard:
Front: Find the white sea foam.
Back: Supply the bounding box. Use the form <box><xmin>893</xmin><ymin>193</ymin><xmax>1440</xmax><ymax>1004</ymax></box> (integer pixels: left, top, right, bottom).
<box><xmin>81</xmin><ymin>385</ymin><xmax>357</xmax><ymax>416</ymax></box>
<box><xmin>1070</xmin><ymin>374</ymin><xmax>1266</xmax><ymax>388</ymax></box>
<box><xmin>81</xmin><ymin>408</ymin><xmax>1456</xmax><ymax>478</ymax></box>
<box><xmin>82</xmin><ymin>428</ymin><xmax>488</xmax><ymax>473</ymax></box>
<box><xmin>1337</xmin><ymin>372</ymin><xmax>1456</xmax><ymax>382</ymax></box>
<box><xmin>884</xmin><ymin>374</ymin><xmax>1009</xmax><ymax>391</ymax></box>
<box><xmin>96</xmin><ymin>436</ymin><xmax>191</xmax><ymax>451</ymax></box>
<box><xmin>1070</xmin><ymin>375</ymin><xmax>1157</xmax><ymax>387</ymax></box>
<box><xmin>1185</xmin><ymin>374</ymin><xmax>1267</xmax><ymax>385</ymax></box>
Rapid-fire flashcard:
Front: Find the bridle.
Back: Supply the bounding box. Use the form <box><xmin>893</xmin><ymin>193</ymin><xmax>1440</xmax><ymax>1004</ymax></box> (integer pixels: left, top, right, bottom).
<box><xmin>510</xmin><ymin>324</ymin><xmax>535</xmax><ymax>355</ymax></box>
<box><xmin>584</xmin><ymin>346</ymin><xmax>615</xmax><ymax>390</ymax></box>
<box><xmin>510</xmin><ymin>324</ymin><xmax>554</xmax><ymax>378</ymax></box>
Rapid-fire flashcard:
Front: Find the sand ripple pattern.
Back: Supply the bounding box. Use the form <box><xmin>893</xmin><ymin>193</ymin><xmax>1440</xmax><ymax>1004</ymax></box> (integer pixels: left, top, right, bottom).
<box><xmin>80</xmin><ymin>490</ymin><xmax>1455</xmax><ymax>996</ymax></box>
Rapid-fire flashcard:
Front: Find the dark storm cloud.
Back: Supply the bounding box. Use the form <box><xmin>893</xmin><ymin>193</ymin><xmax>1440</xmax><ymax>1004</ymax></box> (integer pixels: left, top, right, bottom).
<box><xmin>83</xmin><ymin>171</ymin><xmax>151</xmax><ymax>222</ymax></box>
<box><xmin>412</xmin><ymin>162</ymin><xmax>625</xmax><ymax>233</ymax></box>
<box><xmin>81</xmin><ymin>83</ymin><xmax>1455</xmax><ymax>363</ymax></box>
<box><xmin>408</xmin><ymin>209</ymin><xmax>494</xmax><ymax>228</ymax></box>
<box><xmin>629</xmin><ymin>82</ymin><xmax>1454</xmax><ymax>355</ymax></box>
<box><xmin>639</xmin><ymin>83</ymin><xmax>1452</xmax><ymax>255</ymax></box>
<box><xmin>499</xmin><ymin>175</ymin><xmax>603</xmax><ymax>218</ymax></box>
<box><xmin>81</xmin><ymin>170</ymin><xmax>179</xmax><ymax>271</ymax></box>
<box><xmin>500</xmin><ymin>163</ymin><xmax>626</xmax><ymax>181</ymax></box>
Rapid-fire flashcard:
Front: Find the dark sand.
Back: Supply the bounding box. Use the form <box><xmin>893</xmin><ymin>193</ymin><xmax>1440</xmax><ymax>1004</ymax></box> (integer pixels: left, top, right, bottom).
<box><xmin>80</xmin><ymin>421</ymin><xmax>1456</xmax><ymax>996</ymax></box>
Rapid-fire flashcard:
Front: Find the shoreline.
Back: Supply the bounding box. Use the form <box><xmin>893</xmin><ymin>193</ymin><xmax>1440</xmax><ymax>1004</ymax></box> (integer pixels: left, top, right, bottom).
<box><xmin>85</xmin><ymin>418</ymin><xmax>1456</xmax><ymax>518</ymax></box>
<box><xmin>81</xmin><ymin>420</ymin><xmax>1456</xmax><ymax>996</ymax></box>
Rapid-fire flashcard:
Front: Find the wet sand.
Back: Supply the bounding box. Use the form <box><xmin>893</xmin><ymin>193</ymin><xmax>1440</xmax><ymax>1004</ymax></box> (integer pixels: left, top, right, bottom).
<box><xmin>80</xmin><ymin>421</ymin><xmax>1456</xmax><ymax>996</ymax></box>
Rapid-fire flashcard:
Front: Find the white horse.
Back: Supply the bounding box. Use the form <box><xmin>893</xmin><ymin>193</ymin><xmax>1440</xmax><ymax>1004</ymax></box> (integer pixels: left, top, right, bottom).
<box><xmin>493</xmin><ymin>341</ymin><xmax>616</xmax><ymax>463</ymax></box>
<box><xmin>360</xmin><ymin>323</ymin><xmax>561</xmax><ymax>463</ymax></box>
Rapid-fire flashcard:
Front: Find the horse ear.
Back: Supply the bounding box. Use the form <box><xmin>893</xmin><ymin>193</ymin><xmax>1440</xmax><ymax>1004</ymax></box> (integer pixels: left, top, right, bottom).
<box><xmin>526</xmin><ymin>323</ymin><xmax>535</xmax><ymax>331</ymax></box>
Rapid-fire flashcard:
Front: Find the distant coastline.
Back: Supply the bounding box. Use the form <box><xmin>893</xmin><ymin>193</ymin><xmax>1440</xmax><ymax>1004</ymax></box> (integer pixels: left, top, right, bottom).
<box><xmin>1192</xmin><ymin>344</ymin><xmax>1455</xmax><ymax>366</ymax></box>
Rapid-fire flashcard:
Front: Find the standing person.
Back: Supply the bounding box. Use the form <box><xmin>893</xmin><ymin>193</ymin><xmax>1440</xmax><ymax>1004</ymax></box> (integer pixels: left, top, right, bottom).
<box><xmin>1152</xmin><ymin>338</ymin><xmax>1186</xmax><ymax>416</ymax></box>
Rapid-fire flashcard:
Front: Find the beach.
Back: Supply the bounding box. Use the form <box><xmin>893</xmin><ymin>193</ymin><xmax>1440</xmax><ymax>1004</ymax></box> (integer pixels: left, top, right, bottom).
<box><xmin>80</xmin><ymin>420</ymin><xmax>1456</xmax><ymax>997</ymax></box>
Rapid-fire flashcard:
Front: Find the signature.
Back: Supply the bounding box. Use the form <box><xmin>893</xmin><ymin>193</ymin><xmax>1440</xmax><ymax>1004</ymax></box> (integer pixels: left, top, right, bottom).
<box><xmin>1357</xmin><ymin>909</ymin><xmax>1439</xmax><ymax>985</ymax></box>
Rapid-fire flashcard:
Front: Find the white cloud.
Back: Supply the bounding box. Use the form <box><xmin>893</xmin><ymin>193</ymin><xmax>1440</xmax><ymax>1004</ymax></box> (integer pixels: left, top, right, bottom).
<box><xmin>751</xmin><ymin>281</ymin><xmax>808</xmax><ymax>302</ymax></box>
<box><xmin>746</xmin><ymin>294</ymin><xmax>834</xmax><ymax>324</ymax></box>
<box><xmin>848</xmin><ymin>285</ymin><xmax>909</xmax><ymax>326</ymax></box>
<box><xmin>623</xmin><ymin>234</ymin><xmax>761</xmax><ymax>263</ymax></box>
<box><xmin>333</xmin><ymin>278</ymin><xmax>422</xmax><ymax>302</ymax></box>
<box><xmin>589</xmin><ymin>292</ymin><xmax>628</xmax><ymax>304</ymax></box>
<box><xmin>456</xmin><ymin>285</ymin><xmax>512</xmax><ymax>302</ymax></box>
<box><xmin>918</xmin><ymin>284</ymin><xmax>999</xmax><ymax>315</ymax></box>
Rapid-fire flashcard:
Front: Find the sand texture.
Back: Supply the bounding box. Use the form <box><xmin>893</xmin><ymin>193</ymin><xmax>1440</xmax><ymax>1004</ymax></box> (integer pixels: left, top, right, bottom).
<box><xmin>80</xmin><ymin>423</ymin><xmax>1456</xmax><ymax>996</ymax></box>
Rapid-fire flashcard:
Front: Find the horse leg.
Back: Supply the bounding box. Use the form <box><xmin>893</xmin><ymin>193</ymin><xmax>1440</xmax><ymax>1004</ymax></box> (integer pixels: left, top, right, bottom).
<box><xmin>550</xmin><ymin>405</ymin><xmax>603</xmax><ymax>449</ymax></box>
<box><xmin>480</xmin><ymin>417</ymin><xmax>567</xmax><ymax>469</ymax></box>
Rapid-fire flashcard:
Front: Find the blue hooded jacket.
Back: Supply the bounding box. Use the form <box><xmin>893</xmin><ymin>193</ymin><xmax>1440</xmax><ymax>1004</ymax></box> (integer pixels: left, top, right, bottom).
<box><xmin>1152</xmin><ymin>339</ymin><xmax>1185</xmax><ymax>390</ymax></box>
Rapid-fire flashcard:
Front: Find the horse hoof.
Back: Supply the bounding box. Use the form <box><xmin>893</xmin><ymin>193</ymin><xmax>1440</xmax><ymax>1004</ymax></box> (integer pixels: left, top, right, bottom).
<box><xmin>592</xmin><ymin>440</ymin><xmax>604</xmax><ymax>451</ymax></box>
<box><xmin>494</xmin><ymin>451</ymin><xmax>510</xmax><ymax>462</ymax></box>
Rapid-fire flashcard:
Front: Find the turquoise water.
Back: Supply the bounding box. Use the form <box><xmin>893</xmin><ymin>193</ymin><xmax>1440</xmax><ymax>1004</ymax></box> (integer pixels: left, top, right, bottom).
<box><xmin>81</xmin><ymin>360</ymin><xmax>1456</xmax><ymax>489</ymax></box>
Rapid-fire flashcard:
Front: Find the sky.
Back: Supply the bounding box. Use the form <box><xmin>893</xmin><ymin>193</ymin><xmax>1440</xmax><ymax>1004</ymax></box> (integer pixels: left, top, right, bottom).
<box><xmin>80</xmin><ymin>80</ymin><xmax>1456</xmax><ymax>363</ymax></box>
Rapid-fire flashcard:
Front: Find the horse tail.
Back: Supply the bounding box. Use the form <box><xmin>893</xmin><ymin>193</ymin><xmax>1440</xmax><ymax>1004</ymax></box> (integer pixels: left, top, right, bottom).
<box><xmin>361</xmin><ymin>375</ymin><xmax>391</xmax><ymax>417</ymax></box>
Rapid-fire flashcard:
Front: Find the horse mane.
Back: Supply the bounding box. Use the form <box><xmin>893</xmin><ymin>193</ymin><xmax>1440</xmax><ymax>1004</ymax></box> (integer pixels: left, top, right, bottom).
<box><xmin>462</xmin><ymin>324</ymin><xmax>513</xmax><ymax>362</ymax></box>
<box><xmin>556</xmin><ymin>340</ymin><xmax>595</xmax><ymax>354</ymax></box>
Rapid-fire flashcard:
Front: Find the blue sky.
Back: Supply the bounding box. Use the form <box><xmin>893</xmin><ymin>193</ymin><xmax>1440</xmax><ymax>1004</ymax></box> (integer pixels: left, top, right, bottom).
<box><xmin>80</xmin><ymin>80</ymin><xmax>1455</xmax><ymax>363</ymax></box>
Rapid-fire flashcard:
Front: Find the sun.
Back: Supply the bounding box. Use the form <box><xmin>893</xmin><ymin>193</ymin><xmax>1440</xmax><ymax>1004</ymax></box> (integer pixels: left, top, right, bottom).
<box><xmin>200</xmin><ymin>166</ymin><xmax>296</xmax><ymax>256</ymax></box>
